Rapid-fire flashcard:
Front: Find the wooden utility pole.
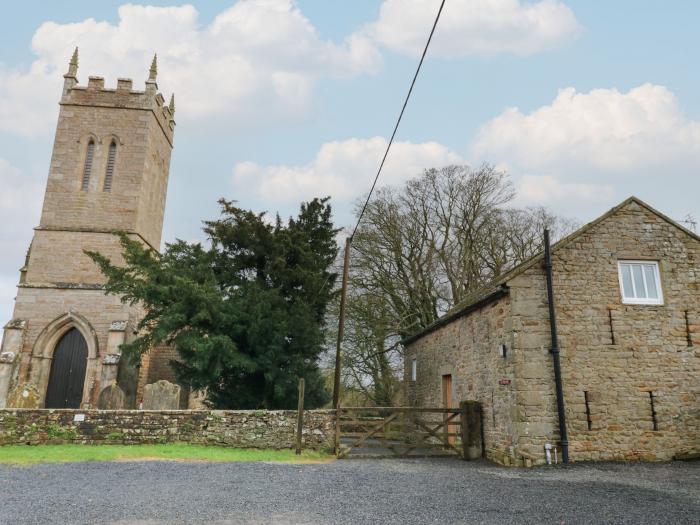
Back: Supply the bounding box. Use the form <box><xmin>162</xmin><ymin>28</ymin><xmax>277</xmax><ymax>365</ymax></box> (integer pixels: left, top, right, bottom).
<box><xmin>295</xmin><ymin>377</ymin><xmax>305</xmax><ymax>455</ymax></box>
<box><xmin>332</xmin><ymin>237</ymin><xmax>351</xmax><ymax>409</ymax></box>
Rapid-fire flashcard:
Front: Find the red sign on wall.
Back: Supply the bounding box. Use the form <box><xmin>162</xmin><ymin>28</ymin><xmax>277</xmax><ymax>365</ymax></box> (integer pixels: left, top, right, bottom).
<box><xmin>498</xmin><ymin>378</ymin><xmax>511</xmax><ymax>386</ymax></box>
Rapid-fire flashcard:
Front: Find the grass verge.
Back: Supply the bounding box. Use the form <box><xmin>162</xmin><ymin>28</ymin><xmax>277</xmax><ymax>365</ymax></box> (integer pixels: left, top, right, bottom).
<box><xmin>0</xmin><ymin>444</ymin><xmax>333</xmax><ymax>465</ymax></box>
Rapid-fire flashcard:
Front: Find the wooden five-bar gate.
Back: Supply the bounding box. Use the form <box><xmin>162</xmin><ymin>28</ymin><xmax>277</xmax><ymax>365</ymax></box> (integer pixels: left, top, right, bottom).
<box><xmin>335</xmin><ymin>405</ymin><xmax>481</xmax><ymax>459</ymax></box>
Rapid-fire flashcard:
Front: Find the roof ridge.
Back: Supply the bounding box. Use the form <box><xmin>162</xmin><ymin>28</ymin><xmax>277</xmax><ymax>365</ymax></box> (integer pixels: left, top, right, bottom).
<box><xmin>487</xmin><ymin>195</ymin><xmax>699</xmax><ymax>290</ymax></box>
<box><xmin>624</xmin><ymin>196</ymin><xmax>700</xmax><ymax>243</ymax></box>
<box><xmin>403</xmin><ymin>195</ymin><xmax>699</xmax><ymax>345</ymax></box>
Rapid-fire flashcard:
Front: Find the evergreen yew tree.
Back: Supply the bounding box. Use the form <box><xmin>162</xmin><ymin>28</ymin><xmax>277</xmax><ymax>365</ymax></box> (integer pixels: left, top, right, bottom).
<box><xmin>87</xmin><ymin>197</ymin><xmax>338</xmax><ymax>409</ymax></box>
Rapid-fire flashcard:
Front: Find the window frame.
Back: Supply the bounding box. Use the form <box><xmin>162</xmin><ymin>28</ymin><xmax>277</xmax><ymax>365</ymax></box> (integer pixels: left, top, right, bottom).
<box><xmin>617</xmin><ymin>260</ymin><xmax>664</xmax><ymax>305</ymax></box>
<box><xmin>410</xmin><ymin>358</ymin><xmax>417</xmax><ymax>382</ymax></box>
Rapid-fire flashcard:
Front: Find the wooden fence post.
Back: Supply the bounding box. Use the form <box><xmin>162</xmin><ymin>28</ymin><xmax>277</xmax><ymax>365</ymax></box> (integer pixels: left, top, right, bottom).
<box><xmin>460</xmin><ymin>400</ymin><xmax>483</xmax><ymax>460</ymax></box>
<box><xmin>334</xmin><ymin>405</ymin><xmax>341</xmax><ymax>456</ymax></box>
<box><xmin>295</xmin><ymin>377</ymin><xmax>305</xmax><ymax>455</ymax></box>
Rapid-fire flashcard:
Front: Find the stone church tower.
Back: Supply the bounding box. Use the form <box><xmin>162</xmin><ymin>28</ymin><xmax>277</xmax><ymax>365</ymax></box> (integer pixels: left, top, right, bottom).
<box><xmin>0</xmin><ymin>49</ymin><xmax>175</xmax><ymax>409</ymax></box>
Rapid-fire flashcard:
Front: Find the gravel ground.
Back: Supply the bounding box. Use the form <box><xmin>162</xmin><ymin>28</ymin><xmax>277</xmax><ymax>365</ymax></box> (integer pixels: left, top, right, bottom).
<box><xmin>0</xmin><ymin>458</ymin><xmax>698</xmax><ymax>524</ymax></box>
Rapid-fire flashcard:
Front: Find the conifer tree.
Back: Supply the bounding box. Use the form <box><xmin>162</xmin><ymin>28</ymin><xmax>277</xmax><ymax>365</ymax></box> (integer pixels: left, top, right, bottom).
<box><xmin>87</xmin><ymin>197</ymin><xmax>338</xmax><ymax>409</ymax></box>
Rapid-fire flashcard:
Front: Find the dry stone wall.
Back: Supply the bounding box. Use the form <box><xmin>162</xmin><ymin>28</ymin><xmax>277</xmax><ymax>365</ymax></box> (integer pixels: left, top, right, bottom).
<box><xmin>0</xmin><ymin>409</ymin><xmax>335</xmax><ymax>451</ymax></box>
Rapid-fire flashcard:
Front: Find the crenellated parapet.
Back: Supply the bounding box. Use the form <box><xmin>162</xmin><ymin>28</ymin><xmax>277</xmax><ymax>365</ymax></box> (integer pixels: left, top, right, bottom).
<box><xmin>60</xmin><ymin>48</ymin><xmax>175</xmax><ymax>144</ymax></box>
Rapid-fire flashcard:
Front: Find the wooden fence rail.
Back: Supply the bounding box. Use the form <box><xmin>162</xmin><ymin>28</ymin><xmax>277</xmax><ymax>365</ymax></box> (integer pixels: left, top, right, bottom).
<box><xmin>335</xmin><ymin>406</ymin><xmax>467</xmax><ymax>459</ymax></box>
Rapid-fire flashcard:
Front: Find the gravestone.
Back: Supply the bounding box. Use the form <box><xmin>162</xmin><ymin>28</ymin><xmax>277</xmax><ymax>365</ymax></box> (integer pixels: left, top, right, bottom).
<box><xmin>97</xmin><ymin>383</ymin><xmax>125</xmax><ymax>410</ymax></box>
<box><xmin>142</xmin><ymin>380</ymin><xmax>181</xmax><ymax>410</ymax></box>
<box><xmin>187</xmin><ymin>388</ymin><xmax>208</xmax><ymax>409</ymax></box>
<box><xmin>6</xmin><ymin>383</ymin><xmax>40</xmax><ymax>408</ymax></box>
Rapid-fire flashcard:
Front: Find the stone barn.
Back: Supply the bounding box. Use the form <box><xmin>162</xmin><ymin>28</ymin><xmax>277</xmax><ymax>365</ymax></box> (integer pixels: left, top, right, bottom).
<box><xmin>403</xmin><ymin>197</ymin><xmax>699</xmax><ymax>465</ymax></box>
<box><xmin>0</xmin><ymin>50</ymin><xmax>187</xmax><ymax>410</ymax></box>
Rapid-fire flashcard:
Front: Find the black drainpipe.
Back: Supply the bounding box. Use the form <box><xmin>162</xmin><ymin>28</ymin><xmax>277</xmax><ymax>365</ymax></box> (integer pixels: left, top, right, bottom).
<box><xmin>543</xmin><ymin>229</ymin><xmax>569</xmax><ymax>464</ymax></box>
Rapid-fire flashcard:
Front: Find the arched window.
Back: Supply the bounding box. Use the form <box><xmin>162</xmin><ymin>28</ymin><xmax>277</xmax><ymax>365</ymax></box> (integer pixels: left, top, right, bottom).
<box><xmin>81</xmin><ymin>139</ymin><xmax>95</xmax><ymax>191</ymax></box>
<box><xmin>103</xmin><ymin>140</ymin><xmax>117</xmax><ymax>192</ymax></box>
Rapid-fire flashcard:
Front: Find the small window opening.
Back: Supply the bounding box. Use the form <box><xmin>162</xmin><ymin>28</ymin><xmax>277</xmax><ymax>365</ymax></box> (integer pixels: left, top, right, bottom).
<box><xmin>410</xmin><ymin>358</ymin><xmax>417</xmax><ymax>381</ymax></box>
<box><xmin>583</xmin><ymin>391</ymin><xmax>593</xmax><ymax>430</ymax></box>
<box><xmin>617</xmin><ymin>261</ymin><xmax>663</xmax><ymax>305</ymax></box>
<box><xmin>81</xmin><ymin>139</ymin><xmax>95</xmax><ymax>191</ymax></box>
<box><xmin>648</xmin><ymin>391</ymin><xmax>658</xmax><ymax>431</ymax></box>
<box><xmin>103</xmin><ymin>140</ymin><xmax>117</xmax><ymax>192</ymax></box>
<box><xmin>685</xmin><ymin>310</ymin><xmax>693</xmax><ymax>347</ymax></box>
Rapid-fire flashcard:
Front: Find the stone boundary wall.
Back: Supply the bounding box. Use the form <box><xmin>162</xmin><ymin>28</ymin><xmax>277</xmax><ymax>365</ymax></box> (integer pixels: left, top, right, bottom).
<box><xmin>0</xmin><ymin>409</ymin><xmax>335</xmax><ymax>451</ymax></box>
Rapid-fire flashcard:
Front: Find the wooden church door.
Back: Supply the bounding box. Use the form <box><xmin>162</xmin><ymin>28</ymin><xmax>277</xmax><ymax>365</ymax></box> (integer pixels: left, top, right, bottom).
<box><xmin>45</xmin><ymin>328</ymin><xmax>88</xmax><ymax>408</ymax></box>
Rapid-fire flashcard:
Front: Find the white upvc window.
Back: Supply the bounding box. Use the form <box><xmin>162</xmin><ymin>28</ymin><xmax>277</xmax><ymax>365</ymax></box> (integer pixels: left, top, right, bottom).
<box><xmin>617</xmin><ymin>261</ymin><xmax>663</xmax><ymax>305</ymax></box>
<box><xmin>410</xmin><ymin>358</ymin><xmax>417</xmax><ymax>381</ymax></box>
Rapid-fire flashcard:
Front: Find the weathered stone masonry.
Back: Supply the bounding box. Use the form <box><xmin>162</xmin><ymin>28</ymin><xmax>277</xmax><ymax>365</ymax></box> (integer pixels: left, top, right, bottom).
<box><xmin>0</xmin><ymin>50</ymin><xmax>181</xmax><ymax>410</ymax></box>
<box><xmin>405</xmin><ymin>295</ymin><xmax>516</xmax><ymax>462</ymax></box>
<box><xmin>0</xmin><ymin>409</ymin><xmax>336</xmax><ymax>451</ymax></box>
<box><xmin>405</xmin><ymin>198</ymin><xmax>699</xmax><ymax>465</ymax></box>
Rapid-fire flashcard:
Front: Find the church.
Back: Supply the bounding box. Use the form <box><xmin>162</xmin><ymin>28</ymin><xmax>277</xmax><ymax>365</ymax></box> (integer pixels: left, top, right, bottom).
<box><xmin>0</xmin><ymin>50</ymin><xmax>184</xmax><ymax>409</ymax></box>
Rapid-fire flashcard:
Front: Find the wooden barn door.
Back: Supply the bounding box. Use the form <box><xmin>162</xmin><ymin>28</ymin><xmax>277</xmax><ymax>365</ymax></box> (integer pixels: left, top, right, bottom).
<box><xmin>442</xmin><ymin>374</ymin><xmax>455</xmax><ymax>445</ymax></box>
<box><xmin>45</xmin><ymin>328</ymin><xmax>88</xmax><ymax>408</ymax></box>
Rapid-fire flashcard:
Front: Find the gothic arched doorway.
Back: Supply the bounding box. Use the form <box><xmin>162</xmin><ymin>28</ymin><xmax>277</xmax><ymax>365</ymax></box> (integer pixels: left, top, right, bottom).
<box><xmin>45</xmin><ymin>328</ymin><xmax>88</xmax><ymax>408</ymax></box>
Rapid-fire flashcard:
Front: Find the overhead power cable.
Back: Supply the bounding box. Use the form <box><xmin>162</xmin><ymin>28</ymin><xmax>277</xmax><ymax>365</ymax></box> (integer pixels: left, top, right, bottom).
<box><xmin>350</xmin><ymin>0</ymin><xmax>446</xmax><ymax>239</ymax></box>
<box><xmin>332</xmin><ymin>0</ymin><xmax>446</xmax><ymax>409</ymax></box>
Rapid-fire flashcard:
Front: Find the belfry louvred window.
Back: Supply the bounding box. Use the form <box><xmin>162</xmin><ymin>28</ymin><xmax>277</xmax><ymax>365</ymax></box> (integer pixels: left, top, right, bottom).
<box><xmin>81</xmin><ymin>139</ymin><xmax>95</xmax><ymax>191</ymax></box>
<box><xmin>103</xmin><ymin>141</ymin><xmax>117</xmax><ymax>192</ymax></box>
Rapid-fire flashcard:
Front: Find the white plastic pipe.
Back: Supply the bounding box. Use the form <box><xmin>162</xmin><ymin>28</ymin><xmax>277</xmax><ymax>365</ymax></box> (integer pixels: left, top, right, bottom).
<box><xmin>544</xmin><ymin>443</ymin><xmax>552</xmax><ymax>465</ymax></box>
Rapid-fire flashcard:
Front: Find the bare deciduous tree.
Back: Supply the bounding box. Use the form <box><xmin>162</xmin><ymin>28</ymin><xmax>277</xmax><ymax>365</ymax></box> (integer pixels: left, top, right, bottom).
<box><xmin>338</xmin><ymin>165</ymin><xmax>577</xmax><ymax>405</ymax></box>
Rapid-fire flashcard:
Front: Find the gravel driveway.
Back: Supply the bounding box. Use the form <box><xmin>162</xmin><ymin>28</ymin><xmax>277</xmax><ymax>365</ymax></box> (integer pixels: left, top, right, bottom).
<box><xmin>1</xmin><ymin>458</ymin><xmax>697</xmax><ymax>524</ymax></box>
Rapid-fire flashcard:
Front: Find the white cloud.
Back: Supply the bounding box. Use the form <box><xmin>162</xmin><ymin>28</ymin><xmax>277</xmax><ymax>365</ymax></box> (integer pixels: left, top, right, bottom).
<box><xmin>0</xmin><ymin>159</ymin><xmax>43</xmax><ymax>220</ymax></box>
<box><xmin>516</xmin><ymin>175</ymin><xmax>614</xmax><ymax>206</ymax></box>
<box><xmin>472</xmin><ymin>83</ymin><xmax>700</xmax><ymax>215</ymax></box>
<box><xmin>233</xmin><ymin>136</ymin><xmax>463</xmax><ymax>206</ymax></box>
<box><xmin>364</xmin><ymin>0</ymin><xmax>581</xmax><ymax>57</ymax></box>
<box><xmin>0</xmin><ymin>1</ymin><xmax>382</xmax><ymax>137</ymax></box>
<box><xmin>473</xmin><ymin>83</ymin><xmax>700</xmax><ymax>172</ymax></box>
<box><xmin>0</xmin><ymin>158</ymin><xmax>44</xmax><ymax>322</ymax></box>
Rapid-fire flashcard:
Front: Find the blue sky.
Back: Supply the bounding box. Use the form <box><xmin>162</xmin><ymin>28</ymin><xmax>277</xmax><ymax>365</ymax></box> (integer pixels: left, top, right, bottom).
<box><xmin>1</xmin><ymin>0</ymin><xmax>699</xmax><ymax>322</ymax></box>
